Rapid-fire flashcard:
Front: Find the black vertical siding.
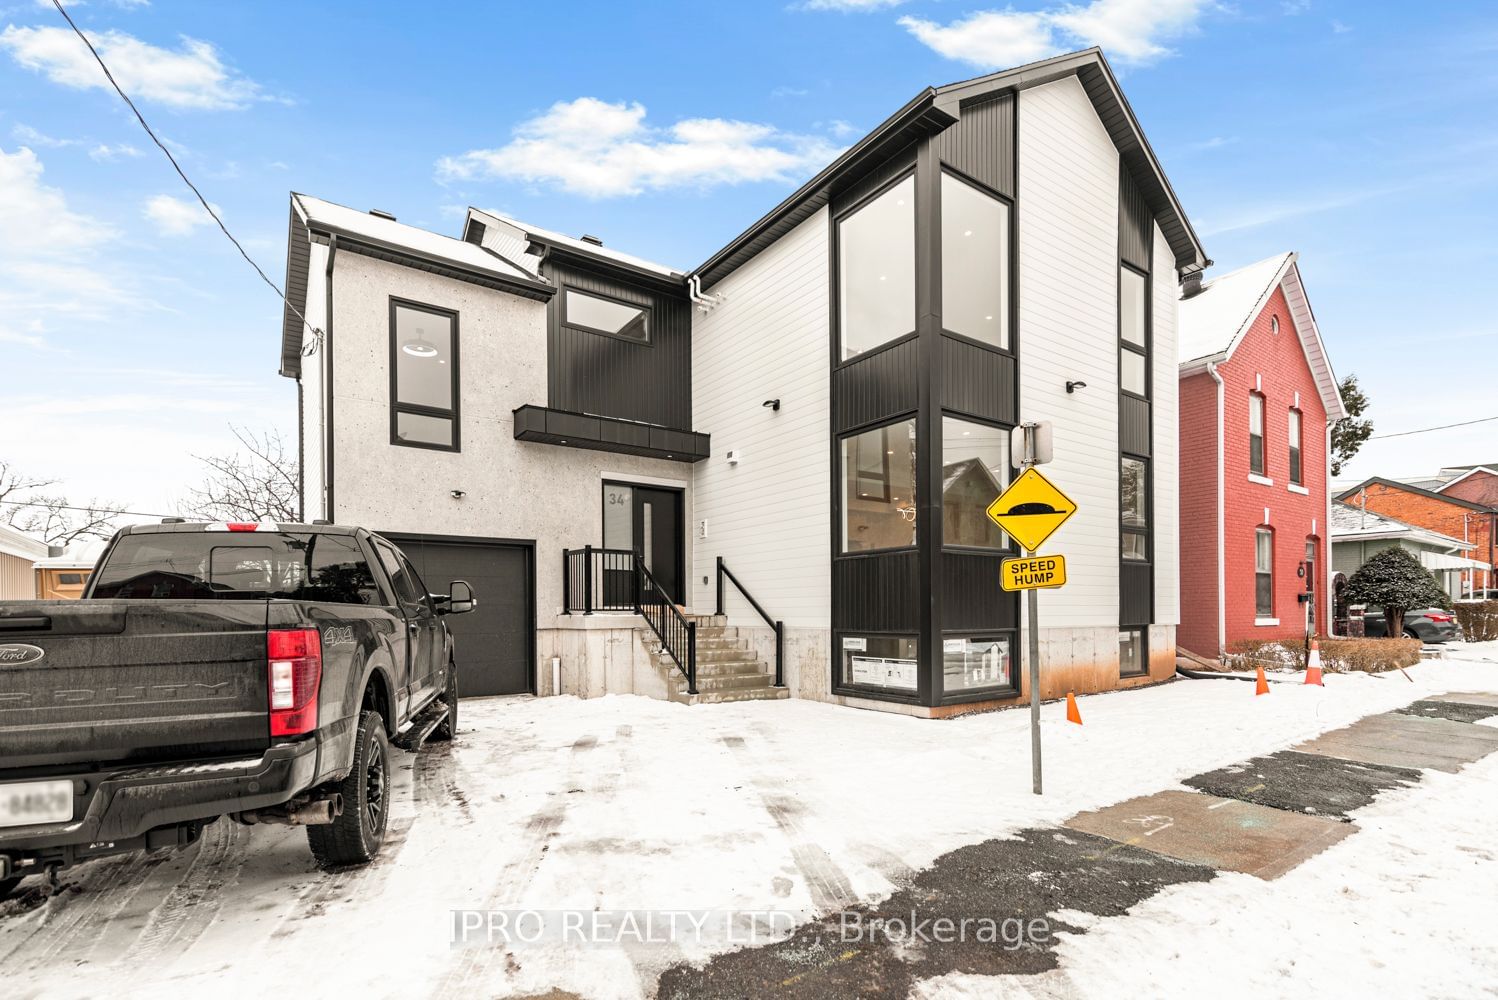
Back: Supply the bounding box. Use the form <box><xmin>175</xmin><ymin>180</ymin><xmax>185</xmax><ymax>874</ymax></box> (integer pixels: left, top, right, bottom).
<box><xmin>940</xmin><ymin>551</ymin><xmax>1019</xmax><ymax>630</ymax></box>
<box><xmin>940</xmin><ymin>335</ymin><xmax>1016</xmax><ymax>424</ymax></box>
<box><xmin>833</xmin><ymin>337</ymin><xmax>920</xmax><ymax>434</ymax></box>
<box><xmin>1120</xmin><ymin>395</ymin><xmax>1151</xmax><ymax>457</ymax></box>
<box><xmin>1118</xmin><ymin>164</ymin><xmax>1151</xmax><ymax>271</ymax></box>
<box><xmin>833</xmin><ymin>552</ymin><xmax>921</xmax><ymax>632</ymax></box>
<box><xmin>545</xmin><ymin>262</ymin><xmax>692</xmax><ymax>429</ymax></box>
<box><xmin>833</xmin><ymin>144</ymin><xmax>918</xmax><ymax>212</ymax></box>
<box><xmin>1120</xmin><ymin>562</ymin><xmax>1152</xmax><ymax>626</ymax></box>
<box><xmin>929</xmin><ymin>93</ymin><xmax>1015</xmax><ymax>198</ymax></box>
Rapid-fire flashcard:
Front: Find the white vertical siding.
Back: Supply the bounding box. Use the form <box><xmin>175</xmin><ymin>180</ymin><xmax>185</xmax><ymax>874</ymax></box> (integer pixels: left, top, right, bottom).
<box><xmin>690</xmin><ymin>209</ymin><xmax>831</xmax><ymax>628</ymax></box>
<box><xmin>1017</xmin><ymin>77</ymin><xmax>1121</xmax><ymax>629</ymax></box>
<box><xmin>1152</xmin><ymin>222</ymin><xmax>1181</xmax><ymax>624</ymax></box>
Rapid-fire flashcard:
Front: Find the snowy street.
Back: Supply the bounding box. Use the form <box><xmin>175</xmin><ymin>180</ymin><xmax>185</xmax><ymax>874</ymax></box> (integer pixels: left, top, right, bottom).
<box><xmin>4</xmin><ymin>646</ymin><xmax>1498</xmax><ymax>999</ymax></box>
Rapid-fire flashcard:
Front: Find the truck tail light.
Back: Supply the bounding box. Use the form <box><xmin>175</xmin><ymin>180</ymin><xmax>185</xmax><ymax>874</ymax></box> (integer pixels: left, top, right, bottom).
<box><xmin>268</xmin><ymin>628</ymin><xmax>321</xmax><ymax>737</ymax></box>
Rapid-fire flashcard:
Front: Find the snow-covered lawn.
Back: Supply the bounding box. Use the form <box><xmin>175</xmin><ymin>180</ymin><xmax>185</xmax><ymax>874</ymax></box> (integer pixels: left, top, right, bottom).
<box><xmin>4</xmin><ymin>655</ymin><xmax>1497</xmax><ymax>999</ymax></box>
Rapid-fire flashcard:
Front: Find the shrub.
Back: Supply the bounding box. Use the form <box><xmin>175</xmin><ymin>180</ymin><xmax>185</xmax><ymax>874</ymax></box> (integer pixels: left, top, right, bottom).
<box><xmin>1454</xmin><ymin>600</ymin><xmax>1498</xmax><ymax>642</ymax></box>
<box><xmin>1223</xmin><ymin>636</ymin><xmax>1421</xmax><ymax>674</ymax></box>
<box><xmin>1343</xmin><ymin>548</ymin><xmax>1451</xmax><ymax>637</ymax></box>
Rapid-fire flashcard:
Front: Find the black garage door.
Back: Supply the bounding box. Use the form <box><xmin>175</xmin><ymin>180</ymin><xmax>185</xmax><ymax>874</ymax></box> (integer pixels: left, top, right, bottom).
<box><xmin>381</xmin><ymin>534</ymin><xmax>534</xmax><ymax>697</ymax></box>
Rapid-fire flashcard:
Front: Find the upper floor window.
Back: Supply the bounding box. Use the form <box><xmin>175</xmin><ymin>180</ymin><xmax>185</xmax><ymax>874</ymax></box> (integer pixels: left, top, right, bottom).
<box><xmin>841</xmin><ymin>418</ymin><xmax>916</xmax><ymax>552</ymax></box>
<box><xmin>838</xmin><ymin>174</ymin><xmax>915</xmax><ymax>361</ymax></box>
<box><xmin>563</xmin><ymin>288</ymin><xmax>649</xmax><ymax>343</ymax></box>
<box><xmin>940</xmin><ymin>172</ymin><xmax>1010</xmax><ymax>351</ymax></box>
<box><xmin>1255</xmin><ymin>527</ymin><xmax>1274</xmax><ymax>618</ymax></box>
<box><xmin>391</xmin><ymin>299</ymin><xmax>458</xmax><ymax>451</ymax></box>
<box><xmin>1288</xmin><ymin>409</ymin><xmax>1303</xmax><ymax>485</ymax></box>
<box><xmin>942</xmin><ymin>416</ymin><xmax>1010</xmax><ymax>549</ymax></box>
<box><xmin>1249</xmin><ymin>392</ymin><xmax>1265</xmax><ymax>475</ymax></box>
<box><xmin>1119</xmin><ymin>265</ymin><xmax>1148</xmax><ymax>397</ymax></box>
<box><xmin>1121</xmin><ymin>456</ymin><xmax>1149</xmax><ymax>560</ymax></box>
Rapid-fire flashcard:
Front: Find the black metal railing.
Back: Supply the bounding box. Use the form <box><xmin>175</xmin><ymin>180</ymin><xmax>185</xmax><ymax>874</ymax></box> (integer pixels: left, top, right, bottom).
<box><xmin>715</xmin><ymin>556</ymin><xmax>784</xmax><ymax>688</ymax></box>
<box><xmin>637</xmin><ymin>556</ymin><xmax>696</xmax><ymax>695</ymax></box>
<box><xmin>562</xmin><ymin>546</ymin><xmax>638</xmax><ymax>614</ymax></box>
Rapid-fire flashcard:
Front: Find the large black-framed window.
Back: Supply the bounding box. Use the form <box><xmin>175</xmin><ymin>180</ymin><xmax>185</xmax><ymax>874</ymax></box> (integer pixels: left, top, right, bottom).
<box><xmin>940</xmin><ymin>632</ymin><xmax>1017</xmax><ymax>696</ymax></box>
<box><xmin>390</xmin><ymin>298</ymin><xmax>459</xmax><ymax>452</ymax></box>
<box><xmin>1121</xmin><ymin>455</ymin><xmax>1150</xmax><ymax>561</ymax></box>
<box><xmin>837</xmin><ymin>172</ymin><xmax>916</xmax><ymax>362</ymax></box>
<box><xmin>939</xmin><ymin>169</ymin><xmax>1012</xmax><ymax>352</ymax></box>
<box><xmin>941</xmin><ymin>414</ymin><xmax>1011</xmax><ymax>550</ymax></box>
<box><xmin>839</xmin><ymin>633</ymin><xmax>919</xmax><ymax>693</ymax></box>
<box><xmin>1119</xmin><ymin>264</ymin><xmax>1149</xmax><ymax>399</ymax></box>
<box><xmin>562</xmin><ymin>287</ymin><xmax>651</xmax><ymax>344</ymax></box>
<box><xmin>840</xmin><ymin>418</ymin><xmax>917</xmax><ymax>553</ymax></box>
<box><xmin>1249</xmin><ymin>393</ymin><xmax>1266</xmax><ymax>476</ymax></box>
<box><xmin>1256</xmin><ymin>527</ymin><xmax>1275</xmax><ymax>618</ymax></box>
<box><xmin>1288</xmin><ymin>408</ymin><xmax>1303</xmax><ymax>485</ymax></box>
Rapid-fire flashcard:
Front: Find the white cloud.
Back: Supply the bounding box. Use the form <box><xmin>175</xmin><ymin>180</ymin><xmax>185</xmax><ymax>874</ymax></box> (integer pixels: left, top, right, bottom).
<box><xmin>0</xmin><ymin>24</ymin><xmax>265</xmax><ymax>110</ymax></box>
<box><xmin>88</xmin><ymin>141</ymin><xmax>141</xmax><ymax>160</ymax></box>
<box><xmin>900</xmin><ymin>0</ymin><xmax>1209</xmax><ymax>69</ymax></box>
<box><xmin>11</xmin><ymin>122</ymin><xmax>79</xmax><ymax>147</ymax></box>
<box><xmin>143</xmin><ymin>193</ymin><xmax>219</xmax><ymax>235</ymax></box>
<box><xmin>0</xmin><ymin>144</ymin><xmax>113</xmax><ymax>256</ymax></box>
<box><xmin>436</xmin><ymin>97</ymin><xmax>844</xmax><ymax>198</ymax></box>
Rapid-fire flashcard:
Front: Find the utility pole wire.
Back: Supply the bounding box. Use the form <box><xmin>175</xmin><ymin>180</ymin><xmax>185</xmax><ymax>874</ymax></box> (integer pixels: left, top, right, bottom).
<box><xmin>1368</xmin><ymin>414</ymin><xmax>1498</xmax><ymax>440</ymax></box>
<box><xmin>47</xmin><ymin>0</ymin><xmax>320</xmax><ymax>343</ymax></box>
<box><xmin>0</xmin><ymin>498</ymin><xmax>179</xmax><ymax>520</ymax></box>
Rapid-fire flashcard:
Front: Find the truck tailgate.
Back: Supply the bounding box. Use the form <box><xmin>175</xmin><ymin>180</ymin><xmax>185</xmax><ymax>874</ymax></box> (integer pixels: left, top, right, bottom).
<box><xmin>0</xmin><ymin>601</ymin><xmax>272</xmax><ymax>770</ymax></box>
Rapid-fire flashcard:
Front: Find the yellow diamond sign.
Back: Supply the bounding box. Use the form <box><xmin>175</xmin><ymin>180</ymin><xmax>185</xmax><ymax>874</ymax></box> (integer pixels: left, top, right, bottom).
<box><xmin>986</xmin><ymin>467</ymin><xmax>1077</xmax><ymax>553</ymax></box>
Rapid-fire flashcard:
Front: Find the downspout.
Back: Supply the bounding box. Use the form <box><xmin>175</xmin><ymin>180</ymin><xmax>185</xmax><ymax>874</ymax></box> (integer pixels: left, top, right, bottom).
<box><xmin>1207</xmin><ymin>360</ymin><xmax>1226</xmax><ymax>654</ymax></box>
<box><xmin>324</xmin><ymin>235</ymin><xmax>338</xmax><ymax>522</ymax></box>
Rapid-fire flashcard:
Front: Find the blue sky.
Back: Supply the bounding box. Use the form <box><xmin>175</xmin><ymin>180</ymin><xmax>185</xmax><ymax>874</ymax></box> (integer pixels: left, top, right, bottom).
<box><xmin>1</xmin><ymin>0</ymin><xmax>1494</xmax><ymax>519</ymax></box>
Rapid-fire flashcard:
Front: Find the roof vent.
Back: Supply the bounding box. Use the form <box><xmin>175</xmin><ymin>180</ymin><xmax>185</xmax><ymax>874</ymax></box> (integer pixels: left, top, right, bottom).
<box><xmin>369</xmin><ymin>209</ymin><xmax>397</xmax><ymax>221</ymax></box>
<box><xmin>1181</xmin><ymin>270</ymin><xmax>1205</xmax><ymax>299</ymax></box>
<box><xmin>580</xmin><ymin>234</ymin><xmax>604</xmax><ymax>246</ymax></box>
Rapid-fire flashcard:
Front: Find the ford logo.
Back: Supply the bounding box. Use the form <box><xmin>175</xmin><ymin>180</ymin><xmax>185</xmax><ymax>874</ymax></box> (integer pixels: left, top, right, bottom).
<box><xmin>0</xmin><ymin>643</ymin><xmax>45</xmax><ymax>666</ymax></box>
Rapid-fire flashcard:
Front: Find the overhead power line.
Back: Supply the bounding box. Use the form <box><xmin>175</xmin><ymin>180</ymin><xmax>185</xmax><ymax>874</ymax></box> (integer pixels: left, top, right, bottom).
<box><xmin>1369</xmin><ymin>415</ymin><xmax>1498</xmax><ymax>441</ymax></box>
<box><xmin>1</xmin><ymin>498</ymin><xmax>176</xmax><ymax>520</ymax></box>
<box><xmin>47</xmin><ymin>0</ymin><xmax>319</xmax><ymax>342</ymax></box>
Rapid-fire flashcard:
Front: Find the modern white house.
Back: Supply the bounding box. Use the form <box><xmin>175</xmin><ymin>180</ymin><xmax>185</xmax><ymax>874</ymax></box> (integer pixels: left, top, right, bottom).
<box><xmin>277</xmin><ymin>48</ymin><xmax>1206</xmax><ymax>717</ymax></box>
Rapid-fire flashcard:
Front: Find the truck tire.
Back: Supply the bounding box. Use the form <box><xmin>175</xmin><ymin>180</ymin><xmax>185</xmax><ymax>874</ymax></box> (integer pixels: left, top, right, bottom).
<box><xmin>429</xmin><ymin>661</ymin><xmax>458</xmax><ymax>743</ymax></box>
<box><xmin>0</xmin><ymin>875</ymin><xmax>22</xmax><ymax>900</ymax></box>
<box><xmin>307</xmin><ymin>710</ymin><xmax>389</xmax><ymax>867</ymax></box>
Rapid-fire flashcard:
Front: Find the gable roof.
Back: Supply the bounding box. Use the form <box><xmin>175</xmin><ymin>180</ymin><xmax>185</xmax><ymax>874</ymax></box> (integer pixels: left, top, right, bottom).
<box><xmin>1435</xmin><ymin>465</ymin><xmax>1498</xmax><ymax>493</ymax></box>
<box><xmin>693</xmin><ymin>47</ymin><xmax>1207</xmax><ymax>291</ymax></box>
<box><xmin>1178</xmin><ymin>251</ymin><xmax>1346</xmax><ymax>420</ymax></box>
<box><xmin>0</xmin><ymin>523</ymin><xmax>48</xmax><ymax>563</ymax></box>
<box><xmin>1329</xmin><ymin>501</ymin><xmax>1467</xmax><ymax>550</ymax></box>
<box><xmin>1336</xmin><ymin>476</ymin><xmax>1498</xmax><ymax>513</ymax></box>
<box><xmin>465</xmin><ymin>208</ymin><xmax>682</xmax><ymax>284</ymax></box>
<box><xmin>279</xmin><ymin>194</ymin><xmax>555</xmax><ymax>377</ymax></box>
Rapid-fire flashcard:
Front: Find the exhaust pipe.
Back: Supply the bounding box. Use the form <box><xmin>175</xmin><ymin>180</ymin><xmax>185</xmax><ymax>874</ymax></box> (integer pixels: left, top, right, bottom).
<box><xmin>237</xmin><ymin>795</ymin><xmax>343</xmax><ymax>826</ymax></box>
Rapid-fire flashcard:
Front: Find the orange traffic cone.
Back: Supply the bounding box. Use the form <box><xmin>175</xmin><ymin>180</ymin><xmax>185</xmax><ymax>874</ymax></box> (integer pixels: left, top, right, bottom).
<box><xmin>1255</xmin><ymin>666</ymin><xmax>1270</xmax><ymax>696</ymax></box>
<box><xmin>1065</xmin><ymin>691</ymin><xmax>1083</xmax><ymax>725</ymax></box>
<box><xmin>1304</xmin><ymin>637</ymin><xmax>1324</xmax><ymax>686</ymax></box>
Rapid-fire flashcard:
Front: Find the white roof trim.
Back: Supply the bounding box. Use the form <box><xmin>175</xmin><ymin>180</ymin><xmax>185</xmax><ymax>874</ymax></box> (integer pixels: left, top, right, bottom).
<box><xmin>0</xmin><ymin>524</ymin><xmax>48</xmax><ymax>562</ymax></box>
<box><xmin>1178</xmin><ymin>253</ymin><xmax>1346</xmax><ymax>420</ymax></box>
<box><xmin>466</xmin><ymin>207</ymin><xmax>681</xmax><ymax>279</ymax></box>
<box><xmin>1434</xmin><ymin>466</ymin><xmax>1498</xmax><ymax>494</ymax></box>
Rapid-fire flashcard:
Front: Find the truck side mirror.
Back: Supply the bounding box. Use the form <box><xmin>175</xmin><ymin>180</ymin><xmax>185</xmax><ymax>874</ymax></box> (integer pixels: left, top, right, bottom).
<box><xmin>446</xmin><ymin>580</ymin><xmax>476</xmax><ymax>615</ymax></box>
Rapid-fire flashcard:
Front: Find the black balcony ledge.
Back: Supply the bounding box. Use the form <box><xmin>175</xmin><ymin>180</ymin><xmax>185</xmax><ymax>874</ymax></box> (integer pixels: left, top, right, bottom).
<box><xmin>513</xmin><ymin>404</ymin><xmax>710</xmax><ymax>463</ymax></box>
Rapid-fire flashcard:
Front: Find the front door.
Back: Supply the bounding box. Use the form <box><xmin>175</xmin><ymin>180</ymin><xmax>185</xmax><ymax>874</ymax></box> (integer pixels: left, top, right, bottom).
<box><xmin>603</xmin><ymin>482</ymin><xmax>685</xmax><ymax>605</ymax></box>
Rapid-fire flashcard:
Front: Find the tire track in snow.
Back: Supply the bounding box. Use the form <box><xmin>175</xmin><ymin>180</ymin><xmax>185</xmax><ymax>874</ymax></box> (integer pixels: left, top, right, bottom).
<box><xmin>129</xmin><ymin>818</ymin><xmax>249</xmax><ymax>967</ymax></box>
<box><xmin>433</xmin><ymin>732</ymin><xmax>612</xmax><ymax>996</ymax></box>
<box><xmin>0</xmin><ymin>851</ymin><xmax>156</xmax><ymax>973</ymax></box>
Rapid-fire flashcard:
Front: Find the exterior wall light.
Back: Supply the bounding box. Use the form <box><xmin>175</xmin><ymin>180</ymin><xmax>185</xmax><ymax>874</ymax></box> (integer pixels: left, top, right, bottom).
<box><xmin>762</xmin><ymin>399</ymin><xmax>781</xmax><ymax>411</ymax></box>
<box><xmin>1066</xmin><ymin>381</ymin><xmax>1088</xmax><ymax>394</ymax></box>
<box><xmin>450</xmin><ymin>489</ymin><xmax>466</xmax><ymax>499</ymax></box>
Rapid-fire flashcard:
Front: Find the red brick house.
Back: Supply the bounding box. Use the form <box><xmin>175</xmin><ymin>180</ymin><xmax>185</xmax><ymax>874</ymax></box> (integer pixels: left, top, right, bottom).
<box><xmin>1336</xmin><ymin>476</ymin><xmax>1497</xmax><ymax>597</ymax></box>
<box><xmin>1176</xmin><ymin>253</ymin><xmax>1346</xmax><ymax>656</ymax></box>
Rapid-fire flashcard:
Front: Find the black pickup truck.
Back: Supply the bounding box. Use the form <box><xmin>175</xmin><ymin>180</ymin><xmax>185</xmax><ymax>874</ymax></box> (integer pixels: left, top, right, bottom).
<box><xmin>0</xmin><ymin>520</ymin><xmax>475</xmax><ymax>897</ymax></box>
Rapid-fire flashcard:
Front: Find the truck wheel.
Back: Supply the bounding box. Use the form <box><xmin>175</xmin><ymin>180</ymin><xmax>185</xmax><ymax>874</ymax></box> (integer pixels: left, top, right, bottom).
<box><xmin>307</xmin><ymin>710</ymin><xmax>389</xmax><ymax>867</ymax></box>
<box><xmin>430</xmin><ymin>662</ymin><xmax>458</xmax><ymax>743</ymax></box>
<box><xmin>0</xmin><ymin>875</ymin><xmax>22</xmax><ymax>900</ymax></box>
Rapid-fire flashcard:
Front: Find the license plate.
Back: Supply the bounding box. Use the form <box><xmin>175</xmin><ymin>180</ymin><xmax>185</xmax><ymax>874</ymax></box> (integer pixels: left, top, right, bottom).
<box><xmin>0</xmin><ymin>779</ymin><xmax>73</xmax><ymax>828</ymax></box>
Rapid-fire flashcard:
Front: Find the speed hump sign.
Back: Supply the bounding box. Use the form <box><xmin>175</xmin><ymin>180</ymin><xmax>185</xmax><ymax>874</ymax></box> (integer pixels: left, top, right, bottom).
<box><xmin>985</xmin><ymin>467</ymin><xmax>1078</xmax><ymax>553</ymax></box>
<box><xmin>1002</xmin><ymin>555</ymin><xmax>1067</xmax><ymax>591</ymax></box>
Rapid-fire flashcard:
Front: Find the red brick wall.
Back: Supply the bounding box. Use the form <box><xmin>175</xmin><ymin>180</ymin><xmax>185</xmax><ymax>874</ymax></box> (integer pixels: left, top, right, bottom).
<box><xmin>1352</xmin><ymin>484</ymin><xmax>1495</xmax><ymax>587</ymax></box>
<box><xmin>1214</xmin><ymin>287</ymin><xmax>1330</xmax><ymax>646</ymax></box>
<box><xmin>1177</xmin><ymin>371</ymin><xmax>1220</xmax><ymax>654</ymax></box>
<box><xmin>1441</xmin><ymin>470</ymin><xmax>1498</xmax><ymax>508</ymax></box>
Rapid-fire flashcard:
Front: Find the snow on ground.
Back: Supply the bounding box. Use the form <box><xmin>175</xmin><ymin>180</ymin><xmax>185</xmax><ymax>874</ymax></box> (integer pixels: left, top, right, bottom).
<box><xmin>917</xmin><ymin>736</ymin><xmax>1498</xmax><ymax>999</ymax></box>
<box><xmin>5</xmin><ymin>656</ymin><xmax>1497</xmax><ymax>999</ymax></box>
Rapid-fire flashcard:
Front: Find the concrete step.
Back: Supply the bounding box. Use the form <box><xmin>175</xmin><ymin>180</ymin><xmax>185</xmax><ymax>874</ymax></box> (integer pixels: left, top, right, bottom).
<box><xmin>694</xmin><ymin>686</ymin><xmax>790</xmax><ymax>705</ymax></box>
<box><xmin>693</xmin><ymin>636</ymin><xmax>750</xmax><ymax>651</ymax></box>
<box><xmin>681</xmin><ymin>672</ymin><xmax>774</xmax><ymax>693</ymax></box>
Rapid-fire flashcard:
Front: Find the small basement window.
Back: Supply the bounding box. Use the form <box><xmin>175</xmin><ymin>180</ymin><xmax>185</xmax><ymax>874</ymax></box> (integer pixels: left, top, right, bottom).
<box><xmin>841</xmin><ymin>635</ymin><xmax>918</xmax><ymax>692</ymax></box>
<box><xmin>563</xmin><ymin>289</ymin><xmax>649</xmax><ymax>343</ymax></box>
<box><xmin>1119</xmin><ymin>627</ymin><xmax>1147</xmax><ymax>676</ymax></box>
<box><xmin>942</xmin><ymin>635</ymin><xmax>1014</xmax><ymax>694</ymax></box>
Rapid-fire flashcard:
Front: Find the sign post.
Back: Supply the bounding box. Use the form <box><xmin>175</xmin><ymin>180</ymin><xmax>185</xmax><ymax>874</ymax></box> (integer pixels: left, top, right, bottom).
<box><xmin>986</xmin><ymin>423</ymin><xmax>1076</xmax><ymax>796</ymax></box>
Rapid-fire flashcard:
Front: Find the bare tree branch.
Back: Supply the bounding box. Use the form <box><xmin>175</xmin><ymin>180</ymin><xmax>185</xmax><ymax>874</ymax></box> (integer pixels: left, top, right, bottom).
<box><xmin>0</xmin><ymin>461</ymin><xmax>121</xmax><ymax>546</ymax></box>
<box><xmin>181</xmin><ymin>426</ymin><xmax>300</xmax><ymax>523</ymax></box>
